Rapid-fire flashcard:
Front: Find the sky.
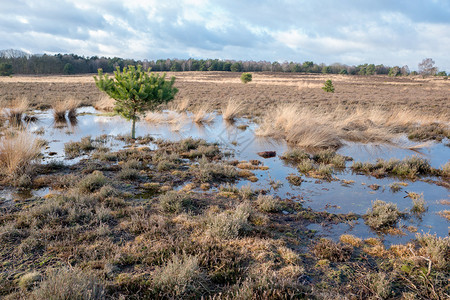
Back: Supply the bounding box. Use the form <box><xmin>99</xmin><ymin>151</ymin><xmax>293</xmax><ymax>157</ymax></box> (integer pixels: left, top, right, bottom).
<box><xmin>1</xmin><ymin>0</ymin><xmax>449</xmax><ymax>71</ymax></box>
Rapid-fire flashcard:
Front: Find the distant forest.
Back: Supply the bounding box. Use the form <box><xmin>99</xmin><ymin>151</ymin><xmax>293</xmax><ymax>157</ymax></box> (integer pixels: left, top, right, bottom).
<box><xmin>0</xmin><ymin>49</ymin><xmax>447</xmax><ymax>77</ymax></box>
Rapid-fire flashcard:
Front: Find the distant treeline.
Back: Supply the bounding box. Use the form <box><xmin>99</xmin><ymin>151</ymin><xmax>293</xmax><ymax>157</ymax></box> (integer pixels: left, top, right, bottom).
<box><xmin>0</xmin><ymin>49</ymin><xmax>447</xmax><ymax>77</ymax></box>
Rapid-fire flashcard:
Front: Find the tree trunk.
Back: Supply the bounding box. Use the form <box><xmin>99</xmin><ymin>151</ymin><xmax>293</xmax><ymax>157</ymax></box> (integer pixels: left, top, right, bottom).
<box><xmin>131</xmin><ymin>118</ymin><xmax>136</xmax><ymax>139</ymax></box>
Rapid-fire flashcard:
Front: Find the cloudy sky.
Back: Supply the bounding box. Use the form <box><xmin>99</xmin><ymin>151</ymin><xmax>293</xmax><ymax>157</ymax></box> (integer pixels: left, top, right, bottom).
<box><xmin>1</xmin><ymin>0</ymin><xmax>449</xmax><ymax>70</ymax></box>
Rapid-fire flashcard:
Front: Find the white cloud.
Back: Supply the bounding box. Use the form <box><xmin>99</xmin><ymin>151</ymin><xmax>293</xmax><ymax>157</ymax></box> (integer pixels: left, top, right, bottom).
<box><xmin>0</xmin><ymin>0</ymin><xmax>449</xmax><ymax>70</ymax></box>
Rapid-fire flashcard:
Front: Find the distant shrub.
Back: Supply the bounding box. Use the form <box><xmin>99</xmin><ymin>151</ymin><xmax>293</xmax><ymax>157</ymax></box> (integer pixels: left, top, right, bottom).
<box><xmin>240</xmin><ymin>72</ymin><xmax>252</xmax><ymax>84</ymax></box>
<box><xmin>322</xmin><ymin>80</ymin><xmax>334</xmax><ymax>93</ymax></box>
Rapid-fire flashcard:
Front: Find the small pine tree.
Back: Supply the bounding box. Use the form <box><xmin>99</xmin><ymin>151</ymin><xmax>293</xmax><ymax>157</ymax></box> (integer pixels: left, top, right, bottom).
<box><xmin>322</xmin><ymin>80</ymin><xmax>334</xmax><ymax>93</ymax></box>
<box><xmin>240</xmin><ymin>73</ymin><xmax>252</xmax><ymax>84</ymax></box>
<box><xmin>94</xmin><ymin>65</ymin><xmax>178</xmax><ymax>139</ymax></box>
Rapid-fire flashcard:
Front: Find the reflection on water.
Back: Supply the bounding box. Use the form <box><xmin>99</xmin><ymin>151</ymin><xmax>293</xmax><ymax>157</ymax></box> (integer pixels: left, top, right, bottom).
<box><xmin>4</xmin><ymin>107</ymin><xmax>449</xmax><ymax>243</ymax></box>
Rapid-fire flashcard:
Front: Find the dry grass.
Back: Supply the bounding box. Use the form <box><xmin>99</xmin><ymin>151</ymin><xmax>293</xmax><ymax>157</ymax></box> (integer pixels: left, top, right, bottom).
<box><xmin>256</xmin><ymin>102</ymin><xmax>448</xmax><ymax>149</ymax></box>
<box><xmin>93</xmin><ymin>95</ymin><xmax>115</xmax><ymax>112</ymax></box>
<box><xmin>0</xmin><ymin>131</ymin><xmax>43</xmax><ymax>178</ymax></box>
<box><xmin>192</xmin><ymin>105</ymin><xmax>215</xmax><ymax>124</ymax></box>
<box><xmin>2</xmin><ymin>97</ymin><xmax>29</xmax><ymax>126</ymax></box>
<box><xmin>169</xmin><ymin>97</ymin><xmax>190</xmax><ymax>112</ymax></box>
<box><xmin>221</xmin><ymin>98</ymin><xmax>243</xmax><ymax>121</ymax></box>
<box><xmin>52</xmin><ymin>98</ymin><xmax>81</xmax><ymax>122</ymax></box>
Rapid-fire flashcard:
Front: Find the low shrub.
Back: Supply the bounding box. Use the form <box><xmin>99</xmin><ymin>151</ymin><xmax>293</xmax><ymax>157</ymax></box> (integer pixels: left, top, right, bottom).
<box><xmin>207</xmin><ymin>202</ymin><xmax>252</xmax><ymax>239</ymax></box>
<box><xmin>256</xmin><ymin>194</ymin><xmax>281</xmax><ymax>213</ymax></box>
<box><xmin>78</xmin><ymin>171</ymin><xmax>108</xmax><ymax>193</ymax></box>
<box><xmin>365</xmin><ymin>200</ymin><xmax>401</xmax><ymax>230</ymax></box>
<box><xmin>159</xmin><ymin>191</ymin><xmax>192</xmax><ymax>214</ymax></box>
<box><xmin>312</xmin><ymin>238</ymin><xmax>352</xmax><ymax>262</ymax></box>
<box><xmin>31</xmin><ymin>268</ymin><xmax>105</xmax><ymax>300</ymax></box>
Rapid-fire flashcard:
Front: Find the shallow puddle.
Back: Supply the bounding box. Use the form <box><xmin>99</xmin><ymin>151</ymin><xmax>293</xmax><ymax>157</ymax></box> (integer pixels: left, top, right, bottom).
<box><xmin>4</xmin><ymin>107</ymin><xmax>449</xmax><ymax>243</ymax></box>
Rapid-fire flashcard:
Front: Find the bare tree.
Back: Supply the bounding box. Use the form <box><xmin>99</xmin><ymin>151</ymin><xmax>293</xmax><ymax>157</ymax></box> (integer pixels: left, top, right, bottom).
<box><xmin>401</xmin><ymin>65</ymin><xmax>410</xmax><ymax>76</ymax></box>
<box><xmin>418</xmin><ymin>58</ymin><xmax>437</xmax><ymax>76</ymax></box>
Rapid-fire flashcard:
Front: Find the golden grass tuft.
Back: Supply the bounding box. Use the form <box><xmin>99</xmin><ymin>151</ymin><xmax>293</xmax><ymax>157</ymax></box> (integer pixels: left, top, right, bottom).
<box><xmin>0</xmin><ymin>131</ymin><xmax>43</xmax><ymax>178</ymax></box>
<box><xmin>256</xmin><ymin>102</ymin><xmax>448</xmax><ymax>150</ymax></box>
<box><xmin>221</xmin><ymin>98</ymin><xmax>243</xmax><ymax>121</ymax></box>
<box><xmin>169</xmin><ymin>97</ymin><xmax>190</xmax><ymax>112</ymax></box>
<box><xmin>192</xmin><ymin>105</ymin><xmax>215</xmax><ymax>124</ymax></box>
<box><xmin>93</xmin><ymin>95</ymin><xmax>115</xmax><ymax>112</ymax></box>
<box><xmin>3</xmin><ymin>97</ymin><xmax>29</xmax><ymax>126</ymax></box>
<box><xmin>339</xmin><ymin>234</ymin><xmax>363</xmax><ymax>247</ymax></box>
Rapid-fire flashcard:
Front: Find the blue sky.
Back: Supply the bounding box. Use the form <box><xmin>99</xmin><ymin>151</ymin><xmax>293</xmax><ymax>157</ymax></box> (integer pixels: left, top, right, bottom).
<box><xmin>1</xmin><ymin>0</ymin><xmax>449</xmax><ymax>70</ymax></box>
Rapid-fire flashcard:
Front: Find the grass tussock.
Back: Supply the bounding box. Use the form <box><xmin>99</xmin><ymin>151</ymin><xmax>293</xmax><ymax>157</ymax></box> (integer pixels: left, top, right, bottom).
<box><xmin>152</xmin><ymin>254</ymin><xmax>206</xmax><ymax>298</ymax></box>
<box><xmin>312</xmin><ymin>238</ymin><xmax>352</xmax><ymax>262</ymax></box>
<box><xmin>352</xmin><ymin>155</ymin><xmax>435</xmax><ymax>179</ymax></box>
<box><xmin>192</xmin><ymin>105</ymin><xmax>215</xmax><ymax>124</ymax></box>
<box><xmin>207</xmin><ymin>202</ymin><xmax>252</xmax><ymax>239</ymax></box>
<box><xmin>94</xmin><ymin>95</ymin><xmax>115</xmax><ymax>112</ymax></box>
<box><xmin>256</xmin><ymin>103</ymin><xmax>449</xmax><ymax>149</ymax></box>
<box><xmin>0</xmin><ymin>131</ymin><xmax>43</xmax><ymax>179</ymax></box>
<box><xmin>3</xmin><ymin>97</ymin><xmax>29</xmax><ymax>126</ymax></box>
<box><xmin>222</xmin><ymin>98</ymin><xmax>243</xmax><ymax>121</ymax></box>
<box><xmin>53</xmin><ymin>98</ymin><xmax>81</xmax><ymax>122</ymax></box>
<box><xmin>30</xmin><ymin>268</ymin><xmax>105</xmax><ymax>300</ymax></box>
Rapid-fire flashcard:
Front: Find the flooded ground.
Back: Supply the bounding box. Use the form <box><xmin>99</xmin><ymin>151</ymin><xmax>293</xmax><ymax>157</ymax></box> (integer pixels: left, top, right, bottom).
<box><xmin>2</xmin><ymin>107</ymin><xmax>449</xmax><ymax>244</ymax></box>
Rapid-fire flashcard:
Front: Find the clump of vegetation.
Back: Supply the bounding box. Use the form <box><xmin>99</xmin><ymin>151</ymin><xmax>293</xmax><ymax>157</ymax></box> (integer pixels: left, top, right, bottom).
<box><xmin>240</xmin><ymin>72</ymin><xmax>252</xmax><ymax>84</ymax></box>
<box><xmin>339</xmin><ymin>234</ymin><xmax>362</xmax><ymax>247</ymax></box>
<box><xmin>415</xmin><ymin>233</ymin><xmax>450</xmax><ymax>270</ymax></box>
<box><xmin>322</xmin><ymin>79</ymin><xmax>335</xmax><ymax>92</ymax></box>
<box><xmin>364</xmin><ymin>200</ymin><xmax>401</xmax><ymax>230</ymax></box>
<box><xmin>78</xmin><ymin>171</ymin><xmax>108</xmax><ymax>193</ymax></box>
<box><xmin>159</xmin><ymin>191</ymin><xmax>192</xmax><ymax>214</ymax></box>
<box><xmin>207</xmin><ymin>202</ymin><xmax>252</xmax><ymax>239</ymax></box>
<box><xmin>64</xmin><ymin>136</ymin><xmax>97</xmax><ymax>158</ymax></box>
<box><xmin>407</xmin><ymin>192</ymin><xmax>427</xmax><ymax>214</ymax></box>
<box><xmin>352</xmin><ymin>156</ymin><xmax>434</xmax><ymax>179</ymax></box>
<box><xmin>221</xmin><ymin>98</ymin><xmax>243</xmax><ymax>121</ymax></box>
<box><xmin>152</xmin><ymin>254</ymin><xmax>206</xmax><ymax>298</ymax></box>
<box><xmin>31</xmin><ymin>268</ymin><xmax>105</xmax><ymax>300</ymax></box>
<box><xmin>94</xmin><ymin>65</ymin><xmax>178</xmax><ymax>138</ymax></box>
<box><xmin>256</xmin><ymin>194</ymin><xmax>282</xmax><ymax>213</ymax></box>
<box><xmin>3</xmin><ymin>98</ymin><xmax>29</xmax><ymax>126</ymax></box>
<box><xmin>0</xmin><ymin>131</ymin><xmax>43</xmax><ymax>180</ymax></box>
<box><xmin>312</xmin><ymin>238</ymin><xmax>352</xmax><ymax>262</ymax></box>
<box><xmin>193</xmin><ymin>157</ymin><xmax>238</xmax><ymax>183</ymax></box>
<box><xmin>442</xmin><ymin>161</ymin><xmax>450</xmax><ymax>177</ymax></box>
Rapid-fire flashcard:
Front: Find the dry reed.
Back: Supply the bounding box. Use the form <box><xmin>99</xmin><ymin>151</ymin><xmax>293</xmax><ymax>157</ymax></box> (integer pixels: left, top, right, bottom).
<box><xmin>221</xmin><ymin>98</ymin><xmax>243</xmax><ymax>121</ymax></box>
<box><xmin>256</xmin><ymin>103</ymin><xmax>449</xmax><ymax>150</ymax></box>
<box><xmin>3</xmin><ymin>97</ymin><xmax>29</xmax><ymax>126</ymax></box>
<box><xmin>192</xmin><ymin>105</ymin><xmax>215</xmax><ymax>124</ymax></box>
<box><xmin>93</xmin><ymin>95</ymin><xmax>115</xmax><ymax>112</ymax></box>
<box><xmin>0</xmin><ymin>131</ymin><xmax>43</xmax><ymax>178</ymax></box>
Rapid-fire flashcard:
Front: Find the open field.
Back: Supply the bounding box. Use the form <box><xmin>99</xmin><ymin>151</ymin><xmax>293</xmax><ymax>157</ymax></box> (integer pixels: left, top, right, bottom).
<box><xmin>0</xmin><ymin>72</ymin><xmax>449</xmax><ymax>299</ymax></box>
<box><xmin>0</xmin><ymin>72</ymin><xmax>449</xmax><ymax>117</ymax></box>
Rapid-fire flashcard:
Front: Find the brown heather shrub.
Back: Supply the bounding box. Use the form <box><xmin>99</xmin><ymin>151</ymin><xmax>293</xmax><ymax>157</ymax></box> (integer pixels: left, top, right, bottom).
<box><xmin>0</xmin><ymin>131</ymin><xmax>43</xmax><ymax>178</ymax></box>
<box><xmin>339</xmin><ymin>234</ymin><xmax>363</xmax><ymax>247</ymax></box>
<box><xmin>312</xmin><ymin>238</ymin><xmax>352</xmax><ymax>262</ymax></box>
